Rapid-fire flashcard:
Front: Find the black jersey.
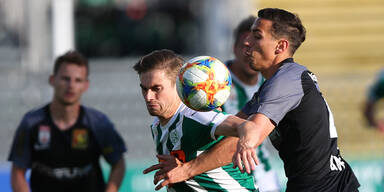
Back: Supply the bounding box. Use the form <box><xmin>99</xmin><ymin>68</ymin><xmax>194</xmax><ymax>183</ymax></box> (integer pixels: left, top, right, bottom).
<box><xmin>8</xmin><ymin>104</ymin><xmax>127</xmax><ymax>192</ymax></box>
<box><xmin>242</xmin><ymin>58</ymin><xmax>360</xmax><ymax>192</ymax></box>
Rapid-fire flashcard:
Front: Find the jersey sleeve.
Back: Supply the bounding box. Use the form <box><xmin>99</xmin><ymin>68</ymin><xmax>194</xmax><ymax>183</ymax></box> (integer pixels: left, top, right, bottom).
<box><xmin>367</xmin><ymin>69</ymin><xmax>384</xmax><ymax>102</ymax></box>
<box><xmin>92</xmin><ymin>114</ymin><xmax>127</xmax><ymax>165</ymax></box>
<box><xmin>242</xmin><ymin>70</ymin><xmax>304</xmax><ymax>125</ymax></box>
<box><xmin>8</xmin><ymin>115</ymin><xmax>33</xmax><ymax>169</ymax></box>
<box><xmin>185</xmin><ymin>110</ymin><xmax>229</xmax><ymax>145</ymax></box>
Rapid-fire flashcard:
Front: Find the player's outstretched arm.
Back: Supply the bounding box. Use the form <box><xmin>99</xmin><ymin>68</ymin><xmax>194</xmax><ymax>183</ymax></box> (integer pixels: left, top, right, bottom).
<box><xmin>232</xmin><ymin>113</ymin><xmax>275</xmax><ymax>174</ymax></box>
<box><xmin>143</xmin><ymin>137</ymin><xmax>239</xmax><ymax>191</ymax></box>
<box><xmin>11</xmin><ymin>164</ymin><xmax>29</xmax><ymax>192</ymax></box>
<box><xmin>106</xmin><ymin>156</ymin><xmax>126</xmax><ymax>192</ymax></box>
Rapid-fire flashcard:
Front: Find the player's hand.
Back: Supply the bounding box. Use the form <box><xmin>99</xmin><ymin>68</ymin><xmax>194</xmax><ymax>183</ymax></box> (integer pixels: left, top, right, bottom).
<box><xmin>232</xmin><ymin>138</ymin><xmax>259</xmax><ymax>174</ymax></box>
<box><xmin>143</xmin><ymin>154</ymin><xmax>189</xmax><ymax>191</ymax></box>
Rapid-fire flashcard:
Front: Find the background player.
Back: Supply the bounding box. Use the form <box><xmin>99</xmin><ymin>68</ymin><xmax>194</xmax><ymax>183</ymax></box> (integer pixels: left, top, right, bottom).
<box><xmin>363</xmin><ymin>68</ymin><xmax>384</xmax><ymax>132</ymax></box>
<box><xmin>8</xmin><ymin>51</ymin><xmax>127</xmax><ymax>192</ymax></box>
<box><xmin>222</xmin><ymin>15</ymin><xmax>280</xmax><ymax>192</ymax></box>
<box><xmin>135</xmin><ymin>49</ymin><xmax>257</xmax><ymax>191</ymax></box>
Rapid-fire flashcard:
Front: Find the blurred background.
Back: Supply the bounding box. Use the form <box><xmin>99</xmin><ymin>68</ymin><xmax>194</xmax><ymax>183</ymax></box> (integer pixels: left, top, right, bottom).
<box><xmin>0</xmin><ymin>0</ymin><xmax>383</xmax><ymax>191</ymax></box>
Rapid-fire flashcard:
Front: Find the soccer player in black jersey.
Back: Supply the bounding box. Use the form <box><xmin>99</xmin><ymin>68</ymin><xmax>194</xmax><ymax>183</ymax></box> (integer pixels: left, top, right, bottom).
<box><xmin>151</xmin><ymin>8</ymin><xmax>360</xmax><ymax>192</ymax></box>
<box><xmin>218</xmin><ymin>8</ymin><xmax>360</xmax><ymax>192</ymax></box>
<box><xmin>8</xmin><ymin>51</ymin><xmax>127</xmax><ymax>192</ymax></box>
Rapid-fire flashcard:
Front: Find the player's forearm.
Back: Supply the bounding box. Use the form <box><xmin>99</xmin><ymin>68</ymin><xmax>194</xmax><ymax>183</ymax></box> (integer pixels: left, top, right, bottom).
<box><xmin>215</xmin><ymin>115</ymin><xmax>245</xmax><ymax>137</ymax></box>
<box><xmin>238</xmin><ymin>114</ymin><xmax>275</xmax><ymax>149</ymax></box>
<box><xmin>183</xmin><ymin>137</ymin><xmax>238</xmax><ymax>178</ymax></box>
<box><xmin>237</xmin><ymin>120</ymin><xmax>263</xmax><ymax>149</ymax></box>
<box><xmin>106</xmin><ymin>157</ymin><xmax>126</xmax><ymax>192</ymax></box>
<box><xmin>11</xmin><ymin>178</ymin><xmax>29</xmax><ymax>192</ymax></box>
<box><xmin>11</xmin><ymin>166</ymin><xmax>29</xmax><ymax>192</ymax></box>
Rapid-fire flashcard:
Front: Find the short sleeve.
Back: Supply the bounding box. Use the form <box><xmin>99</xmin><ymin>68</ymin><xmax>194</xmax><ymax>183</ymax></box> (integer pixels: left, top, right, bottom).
<box><xmin>92</xmin><ymin>115</ymin><xmax>127</xmax><ymax>165</ymax></box>
<box><xmin>8</xmin><ymin>115</ymin><xmax>33</xmax><ymax>169</ymax></box>
<box><xmin>187</xmin><ymin>110</ymin><xmax>229</xmax><ymax>140</ymax></box>
<box><xmin>242</xmin><ymin>68</ymin><xmax>305</xmax><ymax>125</ymax></box>
<box><xmin>182</xmin><ymin>110</ymin><xmax>229</xmax><ymax>149</ymax></box>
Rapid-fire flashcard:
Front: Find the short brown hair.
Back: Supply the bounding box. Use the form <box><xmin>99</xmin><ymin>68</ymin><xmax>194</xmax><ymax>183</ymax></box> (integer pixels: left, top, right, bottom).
<box><xmin>133</xmin><ymin>49</ymin><xmax>184</xmax><ymax>84</ymax></box>
<box><xmin>258</xmin><ymin>8</ymin><xmax>306</xmax><ymax>54</ymax></box>
<box><xmin>53</xmin><ymin>50</ymin><xmax>89</xmax><ymax>76</ymax></box>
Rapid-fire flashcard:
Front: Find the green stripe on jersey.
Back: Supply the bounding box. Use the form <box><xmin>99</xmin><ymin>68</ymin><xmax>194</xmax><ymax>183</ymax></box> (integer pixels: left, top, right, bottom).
<box><xmin>222</xmin><ymin>164</ymin><xmax>258</xmax><ymax>191</ymax></box>
<box><xmin>233</xmin><ymin>80</ymin><xmax>248</xmax><ymax>110</ymax></box>
<box><xmin>181</xmin><ymin>116</ymin><xmax>216</xmax><ymax>161</ymax></box>
<box><xmin>166</xmin><ymin>114</ymin><xmax>180</xmax><ymax>152</ymax></box>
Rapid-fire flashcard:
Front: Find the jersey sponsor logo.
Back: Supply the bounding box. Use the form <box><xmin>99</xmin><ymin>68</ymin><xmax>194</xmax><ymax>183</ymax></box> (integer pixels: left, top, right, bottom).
<box><xmin>34</xmin><ymin>125</ymin><xmax>50</xmax><ymax>150</ymax></box>
<box><xmin>330</xmin><ymin>155</ymin><xmax>345</xmax><ymax>171</ymax></box>
<box><xmin>307</xmin><ymin>71</ymin><xmax>318</xmax><ymax>84</ymax></box>
<box><xmin>72</xmin><ymin>129</ymin><xmax>88</xmax><ymax>149</ymax></box>
<box><xmin>32</xmin><ymin>162</ymin><xmax>92</xmax><ymax>179</ymax></box>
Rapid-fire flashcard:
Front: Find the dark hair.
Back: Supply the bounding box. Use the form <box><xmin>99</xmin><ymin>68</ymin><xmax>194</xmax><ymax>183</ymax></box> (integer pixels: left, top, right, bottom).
<box><xmin>53</xmin><ymin>50</ymin><xmax>89</xmax><ymax>76</ymax></box>
<box><xmin>133</xmin><ymin>49</ymin><xmax>184</xmax><ymax>84</ymax></box>
<box><xmin>258</xmin><ymin>8</ymin><xmax>306</xmax><ymax>54</ymax></box>
<box><xmin>234</xmin><ymin>15</ymin><xmax>257</xmax><ymax>46</ymax></box>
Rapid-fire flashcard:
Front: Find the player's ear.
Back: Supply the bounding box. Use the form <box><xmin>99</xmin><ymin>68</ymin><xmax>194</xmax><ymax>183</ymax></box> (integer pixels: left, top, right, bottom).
<box><xmin>48</xmin><ymin>75</ymin><xmax>54</xmax><ymax>86</ymax></box>
<box><xmin>84</xmin><ymin>79</ymin><xmax>90</xmax><ymax>92</ymax></box>
<box><xmin>274</xmin><ymin>39</ymin><xmax>289</xmax><ymax>54</ymax></box>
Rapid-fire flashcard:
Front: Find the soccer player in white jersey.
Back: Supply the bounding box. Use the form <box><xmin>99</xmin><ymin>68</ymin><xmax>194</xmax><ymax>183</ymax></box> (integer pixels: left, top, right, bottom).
<box><xmin>134</xmin><ymin>49</ymin><xmax>257</xmax><ymax>191</ymax></box>
<box><xmin>222</xmin><ymin>15</ymin><xmax>280</xmax><ymax>192</ymax></box>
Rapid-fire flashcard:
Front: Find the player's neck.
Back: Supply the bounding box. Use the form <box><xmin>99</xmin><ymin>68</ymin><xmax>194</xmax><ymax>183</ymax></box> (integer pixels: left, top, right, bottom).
<box><xmin>263</xmin><ymin>55</ymin><xmax>291</xmax><ymax>79</ymax></box>
<box><xmin>49</xmin><ymin>100</ymin><xmax>80</xmax><ymax>131</ymax></box>
<box><xmin>230</xmin><ymin>61</ymin><xmax>259</xmax><ymax>85</ymax></box>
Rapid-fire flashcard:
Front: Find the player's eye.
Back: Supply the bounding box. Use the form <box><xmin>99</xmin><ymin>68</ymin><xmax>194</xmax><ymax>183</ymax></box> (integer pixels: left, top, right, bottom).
<box><xmin>254</xmin><ymin>34</ymin><xmax>261</xmax><ymax>39</ymax></box>
<box><xmin>152</xmin><ymin>86</ymin><xmax>161</xmax><ymax>92</ymax></box>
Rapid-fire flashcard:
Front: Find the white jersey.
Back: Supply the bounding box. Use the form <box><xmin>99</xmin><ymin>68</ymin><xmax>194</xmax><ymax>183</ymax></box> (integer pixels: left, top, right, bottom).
<box><xmin>151</xmin><ymin>104</ymin><xmax>257</xmax><ymax>191</ymax></box>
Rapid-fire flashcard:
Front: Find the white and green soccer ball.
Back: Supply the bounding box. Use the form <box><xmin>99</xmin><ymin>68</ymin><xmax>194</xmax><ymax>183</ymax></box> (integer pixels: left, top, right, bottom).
<box><xmin>176</xmin><ymin>56</ymin><xmax>232</xmax><ymax>111</ymax></box>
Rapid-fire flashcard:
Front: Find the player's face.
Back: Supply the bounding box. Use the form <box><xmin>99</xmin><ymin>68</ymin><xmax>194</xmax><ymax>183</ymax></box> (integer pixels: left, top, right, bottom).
<box><xmin>234</xmin><ymin>31</ymin><xmax>259</xmax><ymax>76</ymax></box>
<box><xmin>49</xmin><ymin>63</ymin><xmax>89</xmax><ymax>106</ymax></box>
<box><xmin>139</xmin><ymin>69</ymin><xmax>180</xmax><ymax>119</ymax></box>
<box><xmin>244</xmin><ymin>18</ymin><xmax>279</xmax><ymax>71</ymax></box>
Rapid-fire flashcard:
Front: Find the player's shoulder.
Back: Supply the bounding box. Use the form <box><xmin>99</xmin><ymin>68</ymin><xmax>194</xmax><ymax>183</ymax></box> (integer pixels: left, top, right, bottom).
<box><xmin>21</xmin><ymin>104</ymin><xmax>48</xmax><ymax>128</ymax></box>
<box><xmin>275</xmin><ymin>61</ymin><xmax>307</xmax><ymax>79</ymax></box>
<box><xmin>82</xmin><ymin>105</ymin><xmax>110</xmax><ymax>120</ymax></box>
<box><xmin>81</xmin><ymin>105</ymin><xmax>114</xmax><ymax>131</ymax></box>
<box><xmin>180</xmin><ymin>104</ymin><xmax>227</xmax><ymax>125</ymax></box>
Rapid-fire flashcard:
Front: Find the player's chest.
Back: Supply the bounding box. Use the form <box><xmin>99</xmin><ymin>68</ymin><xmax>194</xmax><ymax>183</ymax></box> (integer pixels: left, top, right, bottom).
<box><xmin>31</xmin><ymin>123</ymin><xmax>98</xmax><ymax>161</ymax></box>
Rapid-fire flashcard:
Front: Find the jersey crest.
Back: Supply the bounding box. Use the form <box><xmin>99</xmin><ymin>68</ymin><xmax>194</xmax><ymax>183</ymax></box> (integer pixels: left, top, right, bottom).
<box><xmin>169</xmin><ymin>129</ymin><xmax>179</xmax><ymax>147</ymax></box>
<box><xmin>34</xmin><ymin>125</ymin><xmax>51</xmax><ymax>150</ymax></box>
<box><xmin>72</xmin><ymin>129</ymin><xmax>88</xmax><ymax>149</ymax></box>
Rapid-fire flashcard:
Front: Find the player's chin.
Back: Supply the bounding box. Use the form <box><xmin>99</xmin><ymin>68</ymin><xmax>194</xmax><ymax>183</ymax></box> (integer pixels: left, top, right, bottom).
<box><xmin>147</xmin><ymin>108</ymin><xmax>160</xmax><ymax>116</ymax></box>
<box><xmin>58</xmin><ymin>97</ymin><xmax>79</xmax><ymax>106</ymax></box>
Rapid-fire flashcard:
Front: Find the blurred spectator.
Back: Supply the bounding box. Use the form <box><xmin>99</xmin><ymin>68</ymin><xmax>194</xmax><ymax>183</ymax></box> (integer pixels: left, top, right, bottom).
<box><xmin>75</xmin><ymin>0</ymin><xmax>200</xmax><ymax>57</ymax></box>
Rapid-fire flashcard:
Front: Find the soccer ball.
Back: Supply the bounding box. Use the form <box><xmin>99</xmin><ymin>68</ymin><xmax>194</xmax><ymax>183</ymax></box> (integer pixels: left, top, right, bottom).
<box><xmin>176</xmin><ymin>56</ymin><xmax>232</xmax><ymax>111</ymax></box>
